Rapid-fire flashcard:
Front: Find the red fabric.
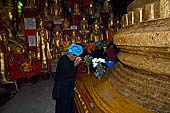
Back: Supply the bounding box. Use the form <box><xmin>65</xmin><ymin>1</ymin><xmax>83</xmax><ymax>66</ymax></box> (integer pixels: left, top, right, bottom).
<box><xmin>24</xmin><ymin>29</ymin><xmax>37</xmax><ymax>52</ymax></box>
<box><xmin>0</xmin><ymin>42</ymin><xmax>6</xmax><ymax>53</ymax></box>
<box><xmin>87</xmin><ymin>43</ymin><xmax>96</xmax><ymax>54</ymax></box>
<box><xmin>100</xmin><ymin>13</ymin><xmax>109</xmax><ymax>28</ymax></box>
<box><xmin>83</xmin><ymin>0</ymin><xmax>90</xmax><ymax>7</ymax></box>
<box><xmin>106</xmin><ymin>47</ymin><xmax>117</xmax><ymax>62</ymax></box>
<box><xmin>75</xmin><ymin>62</ymin><xmax>87</xmax><ymax>79</ymax></box>
<box><xmin>108</xmin><ymin>28</ymin><xmax>115</xmax><ymax>42</ymax></box>
<box><xmin>7</xmin><ymin>52</ymin><xmax>42</xmax><ymax>80</ymax></box>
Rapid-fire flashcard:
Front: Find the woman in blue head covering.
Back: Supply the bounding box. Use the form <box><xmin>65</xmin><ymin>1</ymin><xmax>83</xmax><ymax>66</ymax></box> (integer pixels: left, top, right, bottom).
<box><xmin>52</xmin><ymin>44</ymin><xmax>83</xmax><ymax>113</ymax></box>
<box><xmin>93</xmin><ymin>41</ymin><xmax>106</xmax><ymax>59</ymax></box>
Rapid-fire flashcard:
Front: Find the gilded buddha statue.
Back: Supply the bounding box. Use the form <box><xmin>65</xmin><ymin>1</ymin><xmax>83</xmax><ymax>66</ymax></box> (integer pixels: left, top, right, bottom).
<box><xmin>25</xmin><ymin>0</ymin><xmax>36</xmax><ymax>8</ymax></box>
<box><xmin>79</xmin><ymin>16</ymin><xmax>89</xmax><ymax>35</ymax></box>
<box><xmin>73</xmin><ymin>2</ymin><xmax>80</xmax><ymax>15</ymax></box>
<box><xmin>1</xmin><ymin>0</ymin><xmax>13</xmax><ymax>24</ymax></box>
<box><xmin>103</xmin><ymin>0</ymin><xmax>109</xmax><ymax>13</ymax></box>
<box><xmin>89</xmin><ymin>0</ymin><xmax>95</xmax><ymax>18</ymax></box>
<box><xmin>51</xmin><ymin>27</ymin><xmax>63</xmax><ymax>61</ymax></box>
<box><xmin>90</xmin><ymin>19</ymin><xmax>103</xmax><ymax>42</ymax></box>
<box><xmin>51</xmin><ymin>0</ymin><xmax>63</xmax><ymax>19</ymax></box>
<box><xmin>63</xmin><ymin>35</ymin><xmax>71</xmax><ymax>52</ymax></box>
<box><xmin>62</xmin><ymin>18</ymin><xmax>70</xmax><ymax>30</ymax></box>
<box><xmin>44</xmin><ymin>1</ymin><xmax>50</xmax><ymax>18</ymax></box>
<box><xmin>36</xmin><ymin>19</ymin><xmax>52</xmax><ymax>70</ymax></box>
<box><xmin>71</xmin><ymin>30</ymin><xmax>77</xmax><ymax>44</ymax></box>
<box><xmin>83</xmin><ymin>35</ymin><xmax>88</xmax><ymax>44</ymax></box>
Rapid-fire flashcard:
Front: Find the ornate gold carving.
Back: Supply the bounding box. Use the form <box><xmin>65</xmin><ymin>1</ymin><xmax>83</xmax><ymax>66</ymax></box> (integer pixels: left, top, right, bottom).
<box><xmin>113</xmin><ymin>1</ymin><xmax>170</xmax><ymax>112</ymax></box>
<box><xmin>62</xmin><ymin>18</ymin><xmax>70</xmax><ymax>30</ymax></box>
<box><xmin>79</xmin><ymin>16</ymin><xmax>89</xmax><ymax>35</ymax></box>
<box><xmin>51</xmin><ymin>27</ymin><xmax>63</xmax><ymax>61</ymax></box>
<box><xmin>63</xmin><ymin>35</ymin><xmax>71</xmax><ymax>52</ymax></box>
<box><xmin>25</xmin><ymin>0</ymin><xmax>37</xmax><ymax>8</ymax></box>
<box><xmin>36</xmin><ymin>19</ymin><xmax>52</xmax><ymax>70</ymax></box>
<box><xmin>103</xmin><ymin>0</ymin><xmax>109</xmax><ymax>13</ymax></box>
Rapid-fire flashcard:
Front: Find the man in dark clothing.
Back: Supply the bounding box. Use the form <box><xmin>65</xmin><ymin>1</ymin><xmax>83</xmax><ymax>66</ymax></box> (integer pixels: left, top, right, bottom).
<box><xmin>52</xmin><ymin>44</ymin><xmax>83</xmax><ymax>113</ymax></box>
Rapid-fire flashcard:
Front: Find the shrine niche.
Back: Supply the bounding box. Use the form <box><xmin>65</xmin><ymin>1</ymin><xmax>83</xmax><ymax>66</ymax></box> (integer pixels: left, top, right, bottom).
<box><xmin>0</xmin><ymin>0</ymin><xmax>124</xmax><ymax>106</ymax></box>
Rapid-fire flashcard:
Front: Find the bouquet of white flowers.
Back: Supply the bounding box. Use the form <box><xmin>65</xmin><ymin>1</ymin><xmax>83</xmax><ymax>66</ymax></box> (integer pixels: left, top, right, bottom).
<box><xmin>84</xmin><ymin>55</ymin><xmax>93</xmax><ymax>74</ymax></box>
<box><xmin>92</xmin><ymin>58</ymin><xmax>106</xmax><ymax>78</ymax></box>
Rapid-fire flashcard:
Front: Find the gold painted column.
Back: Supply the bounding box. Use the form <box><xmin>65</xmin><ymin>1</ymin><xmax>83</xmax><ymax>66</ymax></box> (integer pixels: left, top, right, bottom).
<box><xmin>0</xmin><ymin>51</ymin><xmax>14</xmax><ymax>84</ymax></box>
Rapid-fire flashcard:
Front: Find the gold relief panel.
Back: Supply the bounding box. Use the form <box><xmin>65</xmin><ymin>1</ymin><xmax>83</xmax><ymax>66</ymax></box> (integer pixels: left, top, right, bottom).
<box><xmin>154</xmin><ymin>2</ymin><xmax>160</xmax><ymax>19</ymax></box>
<box><xmin>160</xmin><ymin>0</ymin><xmax>170</xmax><ymax>18</ymax></box>
<box><xmin>128</xmin><ymin>11</ymin><xmax>134</xmax><ymax>25</ymax></box>
<box><xmin>134</xmin><ymin>8</ymin><xmax>143</xmax><ymax>23</ymax></box>
<box><xmin>143</xmin><ymin>3</ymin><xmax>155</xmax><ymax>21</ymax></box>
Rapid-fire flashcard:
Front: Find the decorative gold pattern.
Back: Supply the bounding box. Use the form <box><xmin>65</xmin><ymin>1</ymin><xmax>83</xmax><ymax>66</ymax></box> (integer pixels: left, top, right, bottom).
<box><xmin>112</xmin><ymin>0</ymin><xmax>170</xmax><ymax>112</ymax></box>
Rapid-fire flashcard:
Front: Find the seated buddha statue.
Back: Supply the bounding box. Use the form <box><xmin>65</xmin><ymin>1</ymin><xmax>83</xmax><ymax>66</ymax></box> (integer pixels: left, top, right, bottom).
<box><xmin>73</xmin><ymin>3</ymin><xmax>80</xmax><ymax>15</ymax></box>
<box><xmin>62</xmin><ymin>18</ymin><xmax>70</xmax><ymax>30</ymax></box>
<box><xmin>63</xmin><ymin>35</ymin><xmax>71</xmax><ymax>52</ymax></box>
<box><xmin>103</xmin><ymin>0</ymin><xmax>109</xmax><ymax>12</ymax></box>
<box><xmin>89</xmin><ymin>0</ymin><xmax>95</xmax><ymax>18</ymax></box>
<box><xmin>51</xmin><ymin>28</ymin><xmax>63</xmax><ymax>61</ymax></box>
<box><xmin>79</xmin><ymin>16</ymin><xmax>89</xmax><ymax>35</ymax></box>
<box><xmin>51</xmin><ymin>0</ymin><xmax>63</xmax><ymax>19</ymax></box>
<box><xmin>90</xmin><ymin>19</ymin><xmax>103</xmax><ymax>43</ymax></box>
<box><xmin>71</xmin><ymin>30</ymin><xmax>77</xmax><ymax>44</ymax></box>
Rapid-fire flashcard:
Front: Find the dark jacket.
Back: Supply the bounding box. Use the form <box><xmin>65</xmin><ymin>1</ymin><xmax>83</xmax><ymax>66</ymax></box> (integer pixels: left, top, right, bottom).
<box><xmin>52</xmin><ymin>55</ymin><xmax>77</xmax><ymax>99</ymax></box>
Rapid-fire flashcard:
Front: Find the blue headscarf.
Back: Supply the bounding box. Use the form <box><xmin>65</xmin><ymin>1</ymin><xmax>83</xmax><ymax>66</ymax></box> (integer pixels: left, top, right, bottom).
<box><xmin>96</xmin><ymin>41</ymin><xmax>103</xmax><ymax>47</ymax></box>
<box><xmin>68</xmin><ymin>44</ymin><xmax>83</xmax><ymax>56</ymax></box>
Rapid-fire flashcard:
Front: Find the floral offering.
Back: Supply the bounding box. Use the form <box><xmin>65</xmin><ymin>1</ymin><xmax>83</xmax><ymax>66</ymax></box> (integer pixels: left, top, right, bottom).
<box><xmin>92</xmin><ymin>58</ymin><xmax>106</xmax><ymax>78</ymax></box>
<box><xmin>84</xmin><ymin>55</ymin><xmax>93</xmax><ymax>74</ymax></box>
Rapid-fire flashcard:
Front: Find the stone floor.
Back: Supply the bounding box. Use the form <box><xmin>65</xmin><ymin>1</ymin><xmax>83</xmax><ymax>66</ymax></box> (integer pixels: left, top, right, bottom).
<box><xmin>0</xmin><ymin>79</ymin><xmax>55</xmax><ymax>113</ymax></box>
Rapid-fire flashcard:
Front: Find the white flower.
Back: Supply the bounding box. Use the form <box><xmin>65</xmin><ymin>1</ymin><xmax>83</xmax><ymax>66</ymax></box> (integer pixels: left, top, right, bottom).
<box><xmin>93</xmin><ymin>63</ymin><xmax>98</xmax><ymax>68</ymax></box>
<box><xmin>92</xmin><ymin>58</ymin><xmax>98</xmax><ymax>63</ymax></box>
